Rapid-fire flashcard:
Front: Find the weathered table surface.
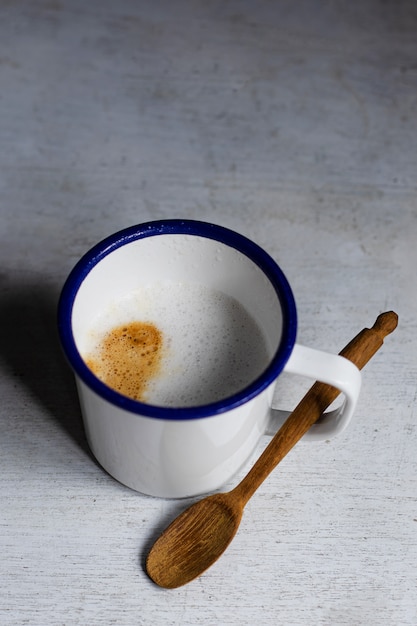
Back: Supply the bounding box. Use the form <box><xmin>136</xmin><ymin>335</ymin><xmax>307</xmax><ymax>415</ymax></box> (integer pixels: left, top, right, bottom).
<box><xmin>1</xmin><ymin>1</ymin><xmax>416</xmax><ymax>624</ymax></box>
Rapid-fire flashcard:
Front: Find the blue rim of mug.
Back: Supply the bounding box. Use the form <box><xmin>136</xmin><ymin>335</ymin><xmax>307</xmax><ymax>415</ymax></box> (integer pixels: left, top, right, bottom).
<box><xmin>57</xmin><ymin>219</ymin><xmax>297</xmax><ymax>420</ymax></box>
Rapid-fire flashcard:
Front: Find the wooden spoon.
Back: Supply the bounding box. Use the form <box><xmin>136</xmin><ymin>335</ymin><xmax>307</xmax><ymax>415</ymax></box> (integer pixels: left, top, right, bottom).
<box><xmin>146</xmin><ymin>311</ymin><xmax>398</xmax><ymax>588</ymax></box>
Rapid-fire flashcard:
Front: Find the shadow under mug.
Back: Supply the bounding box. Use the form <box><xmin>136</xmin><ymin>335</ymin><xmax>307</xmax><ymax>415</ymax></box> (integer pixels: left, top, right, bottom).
<box><xmin>58</xmin><ymin>220</ymin><xmax>361</xmax><ymax>498</ymax></box>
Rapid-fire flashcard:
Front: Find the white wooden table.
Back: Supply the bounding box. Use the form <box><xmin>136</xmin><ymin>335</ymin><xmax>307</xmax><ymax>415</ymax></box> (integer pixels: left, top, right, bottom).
<box><xmin>1</xmin><ymin>1</ymin><xmax>416</xmax><ymax>624</ymax></box>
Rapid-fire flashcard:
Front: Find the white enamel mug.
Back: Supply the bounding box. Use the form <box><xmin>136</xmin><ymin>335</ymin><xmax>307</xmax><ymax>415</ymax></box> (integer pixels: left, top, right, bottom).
<box><xmin>58</xmin><ymin>220</ymin><xmax>361</xmax><ymax>498</ymax></box>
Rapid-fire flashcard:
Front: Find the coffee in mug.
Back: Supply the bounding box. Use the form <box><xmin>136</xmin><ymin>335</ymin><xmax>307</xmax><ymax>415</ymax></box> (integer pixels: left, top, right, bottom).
<box><xmin>82</xmin><ymin>283</ymin><xmax>270</xmax><ymax>407</ymax></box>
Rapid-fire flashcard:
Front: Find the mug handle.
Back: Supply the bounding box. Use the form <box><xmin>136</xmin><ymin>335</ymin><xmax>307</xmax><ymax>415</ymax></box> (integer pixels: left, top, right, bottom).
<box><xmin>268</xmin><ymin>344</ymin><xmax>362</xmax><ymax>440</ymax></box>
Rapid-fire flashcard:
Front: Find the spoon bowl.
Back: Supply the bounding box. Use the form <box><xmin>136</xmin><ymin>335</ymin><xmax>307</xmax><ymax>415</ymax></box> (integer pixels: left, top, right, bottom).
<box><xmin>146</xmin><ymin>493</ymin><xmax>242</xmax><ymax>588</ymax></box>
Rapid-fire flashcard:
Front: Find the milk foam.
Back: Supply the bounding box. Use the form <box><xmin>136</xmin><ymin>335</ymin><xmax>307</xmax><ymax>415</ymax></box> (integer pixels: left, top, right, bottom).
<box><xmin>83</xmin><ymin>283</ymin><xmax>271</xmax><ymax>407</ymax></box>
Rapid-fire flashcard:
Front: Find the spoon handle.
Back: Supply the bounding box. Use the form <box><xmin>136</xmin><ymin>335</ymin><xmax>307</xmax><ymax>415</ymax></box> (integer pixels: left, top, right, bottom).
<box><xmin>231</xmin><ymin>311</ymin><xmax>398</xmax><ymax>506</ymax></box>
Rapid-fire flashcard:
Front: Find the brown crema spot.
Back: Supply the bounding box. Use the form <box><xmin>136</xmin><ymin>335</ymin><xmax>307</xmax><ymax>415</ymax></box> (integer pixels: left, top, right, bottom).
<box><xmin>85</xmin><ymin>322</ymin><xmax>163</xmax><ymax>401</ymax></box>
